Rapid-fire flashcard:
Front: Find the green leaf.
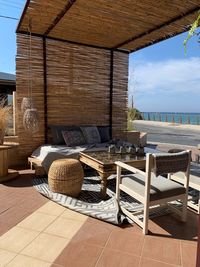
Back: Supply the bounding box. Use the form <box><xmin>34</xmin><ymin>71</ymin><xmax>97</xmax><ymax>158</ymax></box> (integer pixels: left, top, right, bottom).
<box><xmin>184</xmin><ymin>12</ymin><xmax>200</xmax><ymax>54</ymax></box>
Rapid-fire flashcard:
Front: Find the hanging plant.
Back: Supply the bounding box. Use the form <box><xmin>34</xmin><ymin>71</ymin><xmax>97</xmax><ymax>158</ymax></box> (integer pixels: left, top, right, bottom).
<box><xmin>184</xmin><ymin>11</ymin><xmax>200</xmax><ymax>54</ymax></box>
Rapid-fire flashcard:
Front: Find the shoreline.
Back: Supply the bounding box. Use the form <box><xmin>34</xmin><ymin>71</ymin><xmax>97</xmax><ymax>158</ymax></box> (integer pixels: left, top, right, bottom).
<box><xmin>133</xmin><ymin>120</ymin><xmax>200</xmax><ymax>131</ymax></box>
<box><xmin>133</xmin><ymin>120</ymin><xmax>200</xmax><ymax>148</ymax></box>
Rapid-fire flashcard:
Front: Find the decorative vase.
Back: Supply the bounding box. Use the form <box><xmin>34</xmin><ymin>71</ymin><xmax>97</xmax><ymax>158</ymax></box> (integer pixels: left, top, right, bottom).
<box><xmin>0</xmin><ymin>129</ymin><xmax>5</xmax><ymax>145</ymax></box>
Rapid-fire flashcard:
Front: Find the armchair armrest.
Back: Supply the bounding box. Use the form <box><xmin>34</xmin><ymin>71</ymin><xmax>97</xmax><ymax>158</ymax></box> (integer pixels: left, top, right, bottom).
<box><xmin>115</xmin><ymin>161</ymin><xmax>146</xmax><ymax>176</ymax></box>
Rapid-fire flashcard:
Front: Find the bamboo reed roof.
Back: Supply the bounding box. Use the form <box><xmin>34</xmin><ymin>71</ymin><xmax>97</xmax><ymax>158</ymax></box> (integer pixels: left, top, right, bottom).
<box><xmin>17</xmin><ymin>0</ymin><xmax>200</xmax><ymax>52</ymax></box>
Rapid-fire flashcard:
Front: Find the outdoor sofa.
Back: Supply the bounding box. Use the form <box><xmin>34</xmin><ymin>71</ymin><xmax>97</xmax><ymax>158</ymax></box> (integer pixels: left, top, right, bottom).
<box><xmin>29</xmin><ymin>125</ymin><xmax>147</xmax><ymax>175</ymax></box>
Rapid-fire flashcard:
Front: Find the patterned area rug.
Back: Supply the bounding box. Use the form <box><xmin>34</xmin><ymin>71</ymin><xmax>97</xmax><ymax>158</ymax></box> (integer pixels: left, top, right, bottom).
<box><xmin>33</xmin><ymin>171</ymin><xmax>173</xmax><ymax>225</ymax></box>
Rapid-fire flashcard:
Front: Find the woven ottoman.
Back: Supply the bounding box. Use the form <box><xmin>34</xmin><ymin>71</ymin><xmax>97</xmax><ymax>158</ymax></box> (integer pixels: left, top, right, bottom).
<box><xmin>48</xmin><ymin>158</ymin><xmax>84</xmax><ymax>197</ymax></box>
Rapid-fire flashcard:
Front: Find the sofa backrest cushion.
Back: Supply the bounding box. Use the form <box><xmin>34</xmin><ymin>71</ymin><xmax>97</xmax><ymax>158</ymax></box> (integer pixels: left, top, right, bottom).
<box><xmin>80</xmin><ymin>126</ymin><xmax>101</xmax><ymax>144</ymax></box>
<box><xmin>50</xmin><ymin>125</ymin><xmax>80</xmax><ymax>145</ymax></box>
<box><xmin>97</xmin><ymin>126</ymin><xmax>110</xmax><ymax>143</ymax></box>
<box><xmin>62</xmin><ymin>129</ymin><xmax>86</xmax><ymax>147</ymax></box>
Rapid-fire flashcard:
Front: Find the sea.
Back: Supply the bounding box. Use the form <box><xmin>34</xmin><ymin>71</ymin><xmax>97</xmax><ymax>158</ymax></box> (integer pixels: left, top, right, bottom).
<box><xmin>141</xmin><ymin>112</ymin><xmax>200</xmax><ymax>125</ymax></box>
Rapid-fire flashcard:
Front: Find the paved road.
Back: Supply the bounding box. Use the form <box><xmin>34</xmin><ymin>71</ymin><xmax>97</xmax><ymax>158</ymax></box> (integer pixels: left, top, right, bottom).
<box><xmin>133</xmin><ymin>120</ymin><xmax>200</xmax><ymax>147</ymax></box>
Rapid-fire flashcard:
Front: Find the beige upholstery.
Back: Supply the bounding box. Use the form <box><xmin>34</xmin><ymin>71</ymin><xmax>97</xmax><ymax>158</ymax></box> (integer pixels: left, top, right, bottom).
<box><xmin>121</xmin><ymin>173</ymin><xmax>186</xmax><ymax>201</ymax></box>
<box><xmin>115</xmin><ymin>150</ymin><xmax>191</xmax><ymax>234</ymax></box>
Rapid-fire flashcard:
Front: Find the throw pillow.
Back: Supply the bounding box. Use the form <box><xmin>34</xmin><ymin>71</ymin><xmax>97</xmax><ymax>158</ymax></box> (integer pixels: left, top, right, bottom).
<box><xmin>62</xmin><ymin>130</ymin><xmax>86</xmax><ymax>147</ymax></box>
<box><xmin>50</xmin><ymin>125</ymin><xmax>80</xmax><ymax>145</ymax></box>
<box><xmin>80</xmin><ymin>126</ymin><xmax>101</xmax><ymax>144</ymax></box>
<box><xmin>97</xmin><ymin>126</ymin><xmax>110</xmax><ymax>143</ymax></box>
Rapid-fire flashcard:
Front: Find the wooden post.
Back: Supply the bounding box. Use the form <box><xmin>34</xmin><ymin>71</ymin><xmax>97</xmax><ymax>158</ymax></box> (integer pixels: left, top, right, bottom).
<box><xmin>172</xmin><ymin>114</ymin><xmax>175</xmax><ymax>123</ymax></box>
<box><xmin>13</xmin><ymin>91</ymin><xmax>16</xmax><ymax>136</ymax></box>
<box><xmin>43</xmin><ymin>37</ymin><xmax>48</xmax><ymax>143</ymax></box>
<box><xmin>187</xmin><ymin>115</ymin><xmax>190</xmax><ymax>124</ymax></box>
<box><xmin>109</xmin><ymin>50</ymin><xmax>114</xmax><ymax>139</ymax></box>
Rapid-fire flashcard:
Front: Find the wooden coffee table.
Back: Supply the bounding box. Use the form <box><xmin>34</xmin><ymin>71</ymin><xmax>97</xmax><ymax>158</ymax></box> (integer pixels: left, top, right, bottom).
<box><xmin>79</xmin><ymin>150</ymin><xmax>146</xmax><ymax>199</ymax></box>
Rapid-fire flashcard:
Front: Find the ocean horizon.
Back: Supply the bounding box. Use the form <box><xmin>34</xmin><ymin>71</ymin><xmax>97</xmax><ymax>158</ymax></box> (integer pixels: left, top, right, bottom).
<box><xmin>141</xmin><ymin>112</ymin><xmax>200</xmax><ymax>125</ymax></box>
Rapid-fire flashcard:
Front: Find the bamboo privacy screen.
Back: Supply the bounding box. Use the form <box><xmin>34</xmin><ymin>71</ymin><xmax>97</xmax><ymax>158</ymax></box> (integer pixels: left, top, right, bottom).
<box><xmin>16</xmin><ymin>33</ymin><xmax>128</xmax><ymax>161</ymax></box>
<box><xmin>16</xmin><ymin>34</ymin><xmax>45</xmax><ymax>160</ymax></box>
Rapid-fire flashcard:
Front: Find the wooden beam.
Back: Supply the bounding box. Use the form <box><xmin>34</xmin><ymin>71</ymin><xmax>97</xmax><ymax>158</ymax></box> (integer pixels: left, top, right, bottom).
<box><xmin>43</xmin><ymin>37</ymin><xmax>48</xmax><ymax>143</ymax></box>
<box><xmin>130</xmin><ymin>26</ymin><xmax>190</xmax><ymax>53</ymax></box>
<box><xmin>114</xmin><ymin>6</ymin><xmax>200</xmax><ymax>49</ymax></box>
<box><xmin>44</xmin><ymin>0</ymin><xmax>77</xmax><ymax>36</ymax></box>
<box><xmin>109</xmin><ymin>50</ymin><xmax>114</xmax><ymax>139</ymax></box>
<box><xmin>17</xmin><ymin>31</ymin><xmax>130</xmax><ymax>54</ymax></box>
<box><xmin>16</xmin><ymin>0</ymin><xmax>31</xmax><ymax>32</ymax></box>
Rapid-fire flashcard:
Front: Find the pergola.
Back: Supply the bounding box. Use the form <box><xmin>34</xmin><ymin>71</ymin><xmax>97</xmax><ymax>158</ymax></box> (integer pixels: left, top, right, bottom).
<box><xmin>16</xmin><ymin>0</ymin><xmax>200</xmax><ymax>161</ymax></box>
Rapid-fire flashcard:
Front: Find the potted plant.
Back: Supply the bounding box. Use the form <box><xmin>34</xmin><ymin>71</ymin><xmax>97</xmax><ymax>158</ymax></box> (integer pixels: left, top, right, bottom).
<box><xmin>0</xmin><ymin>98</ymin><xmax>11</xmax><ymax>145</ymax></box>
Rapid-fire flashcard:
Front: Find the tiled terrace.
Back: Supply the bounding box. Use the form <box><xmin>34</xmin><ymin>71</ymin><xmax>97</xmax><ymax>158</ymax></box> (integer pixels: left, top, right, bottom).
<box><xmin>0</xmin><ymin>143</ymin><xmax>198</xmax><ymax>267</ymax></box>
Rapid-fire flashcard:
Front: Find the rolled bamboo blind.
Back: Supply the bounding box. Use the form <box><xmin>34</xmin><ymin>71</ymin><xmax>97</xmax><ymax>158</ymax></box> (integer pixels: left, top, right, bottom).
<box><xmin>16</xmin><ymin>33</ymin><xmax>128</xmax><ymax>160</ymax></box>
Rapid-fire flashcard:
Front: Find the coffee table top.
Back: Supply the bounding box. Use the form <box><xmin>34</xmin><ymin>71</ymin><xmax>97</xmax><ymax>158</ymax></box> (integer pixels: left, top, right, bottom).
<box><xmin>79</xmin><ymin>150</ymin><xmax>145</xmax><ymax>166</ymax></box>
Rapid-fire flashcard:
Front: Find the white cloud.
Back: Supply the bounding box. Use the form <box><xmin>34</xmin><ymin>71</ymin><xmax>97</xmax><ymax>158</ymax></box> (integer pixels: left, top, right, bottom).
<box><xmin>129</xmin><ymin>57</ymin><xmax>200</xmax><ymax>96</ymax></box>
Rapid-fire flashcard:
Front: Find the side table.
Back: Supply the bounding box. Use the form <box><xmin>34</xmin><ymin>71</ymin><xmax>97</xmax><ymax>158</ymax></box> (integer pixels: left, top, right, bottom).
<box><xmin>0</xmin><ymin>145</ymin><xmax>19</xmax><ymax>182</ymax></box>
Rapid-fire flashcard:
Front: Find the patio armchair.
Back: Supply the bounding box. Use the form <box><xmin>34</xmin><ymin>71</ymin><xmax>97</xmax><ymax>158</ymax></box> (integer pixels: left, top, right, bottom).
<box><xmin>115</xmin><ymin>150</ymin><xmax>191</xmax><ymax>234</ymax></box>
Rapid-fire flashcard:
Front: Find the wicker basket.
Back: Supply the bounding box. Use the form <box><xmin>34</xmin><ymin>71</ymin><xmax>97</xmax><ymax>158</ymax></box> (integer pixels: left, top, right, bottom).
<box><xmin>48</xmin><ymin>158</ymin><xmax>84</xmax><ymax>197</ymax></box>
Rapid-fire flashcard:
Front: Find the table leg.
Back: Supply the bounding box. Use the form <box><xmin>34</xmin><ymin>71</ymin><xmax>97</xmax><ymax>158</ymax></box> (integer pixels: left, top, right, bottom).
<box><xmin>0</xmin><ymin>149</ymin><xmax>8</xmax><ymax>177</ymax></box>
<box><xmin>0</xmin><ymin>148</ymin><xmax>19</xmax><ymax>183</ymax></box>
<box><xmin>99</xmin><ymin>173</ymin><xmax>109</xmax><ymax>199</ymax></box>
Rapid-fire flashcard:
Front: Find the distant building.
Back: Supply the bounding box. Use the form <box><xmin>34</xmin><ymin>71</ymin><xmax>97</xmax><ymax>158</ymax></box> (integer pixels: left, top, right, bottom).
<box><xmin>0</xmin><ymin>72</ymin><xmax>16</xmax><ymax>103</ymax></box>
<box><xmin>0</xmin><ymin>72</ymin><xmax>16</xmax><ymax>135</ymax></box>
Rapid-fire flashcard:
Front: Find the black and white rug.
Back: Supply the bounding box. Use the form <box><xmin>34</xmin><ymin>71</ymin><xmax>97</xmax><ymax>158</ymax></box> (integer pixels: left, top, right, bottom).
<box><xmin>33</xmin><ymin>171</ymin><xmax>174</xmax><ymax>225</ymax></box>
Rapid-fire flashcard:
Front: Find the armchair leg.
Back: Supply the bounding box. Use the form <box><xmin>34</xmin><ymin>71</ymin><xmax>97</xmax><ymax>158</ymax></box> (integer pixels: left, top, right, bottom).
<box><xmin>181</xmin><ymin>196</ymin><xmax>188</xmax><ymax>222</ymax></box>
<box><xmin>143</xmin><ymin>205</ymin><xmax>149</xmax><ymax>235</ymax></box>
<box><xmin>116</xmin><ymin>166</ymin><xmax>121</xmax><ymax>202</ymax></box>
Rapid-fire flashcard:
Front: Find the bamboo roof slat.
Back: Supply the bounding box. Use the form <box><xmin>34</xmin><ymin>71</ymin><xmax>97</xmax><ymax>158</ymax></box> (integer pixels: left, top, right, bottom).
<box><xmin>17</xmin><ymin>0</ymin><xmax>200</xmax><ymax>52</ymax></box>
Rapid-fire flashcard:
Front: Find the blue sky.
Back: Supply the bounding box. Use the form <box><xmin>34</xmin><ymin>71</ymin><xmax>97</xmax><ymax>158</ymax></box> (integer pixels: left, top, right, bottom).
<box><xmin>129</xmin><ymin>31</ymin><xmax>200</xmax><ymax>113</ymax></box>
<box><xmin>0</xmin><ymin>1</ymin><xmax>200</xmax><ymax>113</ymax></box>
<box><xmin>0</xmin><ymin>0</ymin><xmax>24</xmax><ymax>73</ymax></box>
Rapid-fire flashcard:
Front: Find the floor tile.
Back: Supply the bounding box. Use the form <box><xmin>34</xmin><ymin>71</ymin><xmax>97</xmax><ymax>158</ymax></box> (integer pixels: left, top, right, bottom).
<box><xmin>142</xmin><ymin>236</ymin><xmax>181</xmax><ymax>265</ymax></box>
<box><xmin>71</xmin><ymin>221</ymin><xmax>112</xmax><ymax>247</ymax></box>
<box><xmin>150</xmin><ymin>212</ymin><xmax>197</xmax><ymax>240</ymax></box>
<box><xmin>54</xmin><ymin>241</ymin><xmax>103</xmax><ymax>267</ymax></box>
<box><xmin>86</xmin><ymin>216</ymin><xmax>117</xmax><ymax>231</ymax></box>
<box><xmin>60</xmin><ymin>208</ymin><xmax>88</xmax><ymax>222</ymax></box>
<box><xmin>21</xmin><ymin>233</ymin><xmax>69</xmax><ymax>262</ymax></box>
<box><xmin>181</xmin><ymin>241</ymin><xmax>197</xmax><ymax>267</ymax></box>
<box><xmin>96</xmin><ymin>248</ymin><xmax>140</xmax><ymax>267</ymax></box>
<box><xmin>17</xmin><ymin>211</ymin><xmax>57</xmax><ymax>232</ymax></box>
<box><xmin>6</xmin><ymin>254</ymin><xmax>51</xmax><ymax>267</ymax></box>
<box><xmin>140</xmin><ymin>257</ymin><xmax>180</xmax><ymax>267</ymax></box>
<box><xmin>44</xmin><ymin>217</ymin><xmax>84</xmax><ymax>239</ymax></box>
<box><xmin>106</xmin><ymin>230</ymin><xmax>144</xmax><ymax>256</ymax></box>
<box><xmin>111</xmin><ymin>223</ymin><xmax>143</xmax><ymax>236</ymax></box>
<box><xmin>0</xmin><ymin>227</ymin><xmax>39</xmax><ymax>253</ymax></box>
<box><xmin>0</xmin><ymin>249</ymin><xmax>17</xmax><ymax>267</ymax></box>
<box><xmin>36</xmin><ymin>201</ymin><xmax>66</xmax><ymax>216</ymax></box>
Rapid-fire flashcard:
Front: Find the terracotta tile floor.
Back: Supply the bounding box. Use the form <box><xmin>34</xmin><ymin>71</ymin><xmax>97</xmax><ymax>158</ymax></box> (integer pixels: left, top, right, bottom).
<box><xmin>0</xmin><ymin>167</ymin><xmax>198</xmax><ymax>266</ymax></box>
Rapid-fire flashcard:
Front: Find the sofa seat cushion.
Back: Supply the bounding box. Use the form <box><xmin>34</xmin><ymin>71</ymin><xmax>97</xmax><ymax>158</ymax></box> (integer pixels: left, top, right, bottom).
<box><xmin>121</xmin><ymin>173</ymin><xmax>186</xmax><ymax>202</ymax></box>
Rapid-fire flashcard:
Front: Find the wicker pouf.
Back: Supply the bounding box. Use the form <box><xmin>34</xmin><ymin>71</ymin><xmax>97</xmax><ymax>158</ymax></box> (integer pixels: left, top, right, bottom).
<box><xmin>48</xmin><ymin>158</ymin><xmax>84</xmax><ymax>197</ymax></box>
